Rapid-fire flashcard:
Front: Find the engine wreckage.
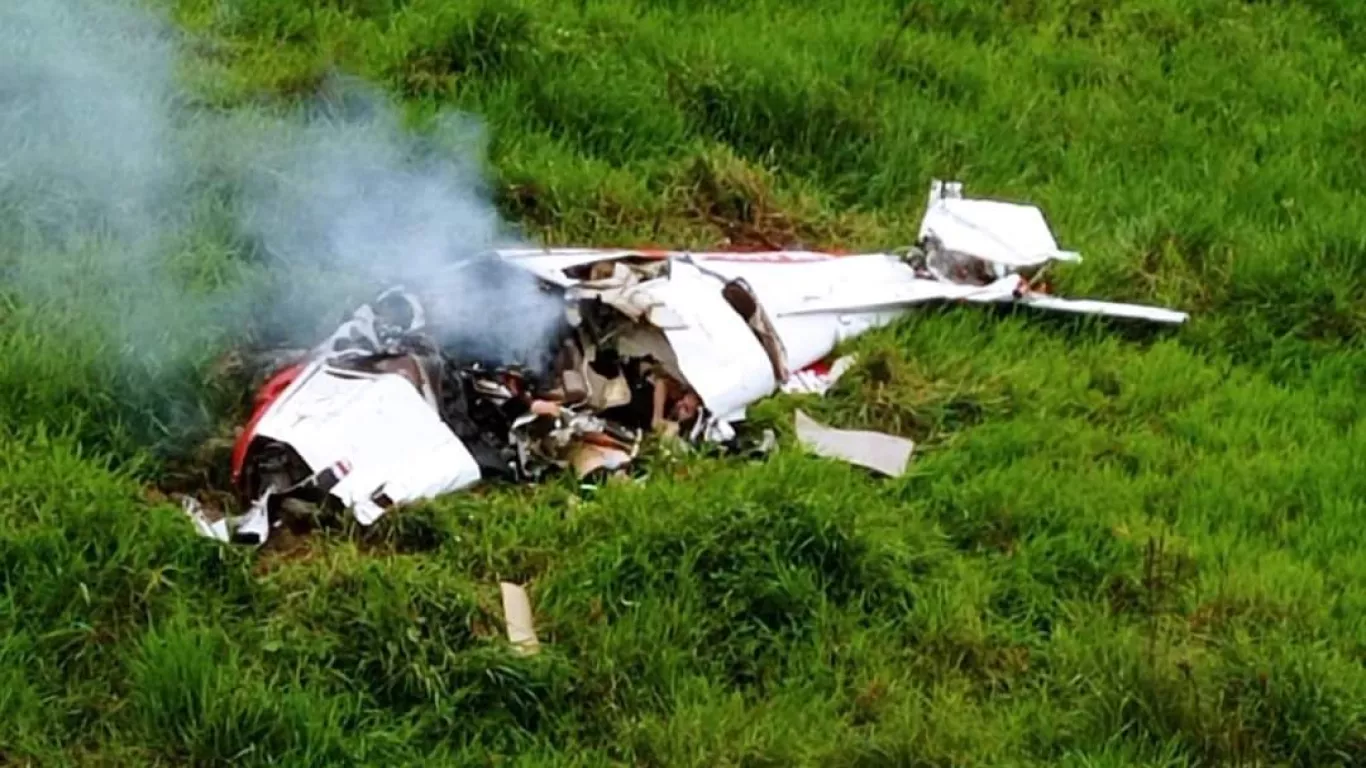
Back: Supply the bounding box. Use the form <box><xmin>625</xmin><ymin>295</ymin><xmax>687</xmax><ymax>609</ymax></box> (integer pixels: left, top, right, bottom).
<box><xmin>185</xmin><ymin>181</ymin><xmax>1190</xmax><ymax>545</ymax></box>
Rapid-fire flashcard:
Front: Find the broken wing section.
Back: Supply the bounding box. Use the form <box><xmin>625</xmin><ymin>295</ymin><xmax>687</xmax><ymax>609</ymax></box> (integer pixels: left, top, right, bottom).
<box><xmin>495</xmin><ymin>180</ymin><xmax>1188</xmax><ymax>442</ymax></box>
<box><xmin>911</xmin><ymin>179</ymin><xmax>1189</xmax><ymax>323</ymax></box>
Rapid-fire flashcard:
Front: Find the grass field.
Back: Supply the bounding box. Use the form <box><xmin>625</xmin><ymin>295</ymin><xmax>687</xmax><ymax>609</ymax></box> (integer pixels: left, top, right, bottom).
<box><xmin>2</xmin><ymin>0</ymin><xmax>1366</xmax><ymax>765</ymax></box>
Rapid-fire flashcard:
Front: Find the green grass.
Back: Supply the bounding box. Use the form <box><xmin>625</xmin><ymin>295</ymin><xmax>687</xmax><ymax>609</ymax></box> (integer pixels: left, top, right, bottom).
<box><xmin>3</xmin><ymin>0</ymin><xmax>1366</xmax><ymax>764</ymax></box>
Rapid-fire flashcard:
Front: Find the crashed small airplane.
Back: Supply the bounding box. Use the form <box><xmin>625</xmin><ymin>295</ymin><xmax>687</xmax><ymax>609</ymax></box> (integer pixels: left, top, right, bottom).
<box><xmin>187</xmin><ymin>180</ymin><xmax>1189</xmax><ymax>544</ymax></box>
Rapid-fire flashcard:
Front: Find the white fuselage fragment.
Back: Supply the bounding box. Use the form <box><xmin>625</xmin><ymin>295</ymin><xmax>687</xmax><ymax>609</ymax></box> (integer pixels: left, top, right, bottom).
<box><xmin>218</xmin><ymin>179</ymin><xmax>1187</xmax><ymax>539</ymax></box>
<box><xmin>249</xmin><ymin>360</ymin><xmax>482</xmax><ymax>525</ymax></box>
<box><xmin>636</xmin><ymin>259</ymin><xmax>778</xmax><ymax>422</ymax></box>
<box><xmin>494</xmin><ymin>180</ymin><xmax>1189</xmax><ymax>435</ymax></box>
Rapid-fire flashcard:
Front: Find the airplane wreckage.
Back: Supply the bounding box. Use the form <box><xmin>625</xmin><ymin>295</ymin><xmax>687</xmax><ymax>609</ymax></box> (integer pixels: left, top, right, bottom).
<box><xmin>184</xmin><ymin>181</ymin><xmax>1190</xmax><ymax>545</ymax></box>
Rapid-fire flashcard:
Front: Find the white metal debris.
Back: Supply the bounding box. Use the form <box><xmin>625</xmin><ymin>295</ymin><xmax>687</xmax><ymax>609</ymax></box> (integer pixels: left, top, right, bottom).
<box><xmin>793</xmin><ymin>409</ymin><xmax>916</xmax><ymax>477</ymax></box>
<box><xmin>180</xmin><ymin>496</ymin><xmax>229</xmax><ymax>542</ymax></box>
<box><xmin>233</xmin><ymin>495</ymin><xmax>272</xmax><ymax>546</ymax></box>
<box><xmin>918</xmin><ymin>178</ymin><xmax>1081</xmax><ymax>275</ymax></box>
<box><xmin>500</xmin><ymin>582</ymin><xmax>540</xmax><ymax>656</ymax></box>
<box><xmin>197</xmin><ymin>178</ymin><xmax>1189</xmax><ymax>542</ymax></box>
<box><xmin>249</xmin><ymin>361</ymin><xmax>483</xmax><ymax>526</ymax></box>
<box><xmin>494</xmin><ymin>180</ymin><xmax>1187</xmax><ymax>437</ymax></box>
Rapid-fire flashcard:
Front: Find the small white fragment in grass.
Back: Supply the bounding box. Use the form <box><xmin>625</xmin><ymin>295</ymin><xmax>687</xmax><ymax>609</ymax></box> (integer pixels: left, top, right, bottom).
<box><xmin>500</xmin><ymin>582</ymin><xmax>540</xmax><ymax>656</ymax></box>
<box><xmin>794</xmin><ymin>409</ymin><xmax>915</xmax><ymax>478</ymax></box>
<box><xmin>180</xmin><ymin>496</ymin><xmax>229</xmax><ymax>542</ymax></box>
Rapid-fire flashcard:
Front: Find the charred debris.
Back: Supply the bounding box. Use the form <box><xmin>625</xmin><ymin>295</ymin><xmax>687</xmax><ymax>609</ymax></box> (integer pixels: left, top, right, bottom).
<box><xmin>183</xmin><ymin>180</ymin><xmax>1191</xmax><ymax>546</ymax></box>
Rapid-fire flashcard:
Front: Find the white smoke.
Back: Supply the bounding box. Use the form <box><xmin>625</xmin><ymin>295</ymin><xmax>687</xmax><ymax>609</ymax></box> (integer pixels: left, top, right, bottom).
<box><xmin>235</xmin><ymin>80</ymin><xmax>566</xmax><ymax>367</ymax></box>
<box><xmin>0</xmin><ymin>0</ymin><xmax>180</xmax><ymax>245</ymax></box>
<box><xmin>0</xmin><ymin>0</ymin><xmax>565</xmax><ymax>443</ymax></box>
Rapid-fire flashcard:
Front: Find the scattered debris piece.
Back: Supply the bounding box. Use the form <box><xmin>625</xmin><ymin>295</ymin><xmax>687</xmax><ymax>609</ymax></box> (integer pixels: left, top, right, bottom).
<box><xmin>781</xmin><ymin>355</ymin><xmax>858</xmax><ymax>396</ymax></box>
<box><xmin>180</xmin><ymin>495</ymin><xmax>228</xmax><ymax>542</ymax></box>
<box><xmin>192</xmin><ymin>179</ymin><xmax>1189</xmax><ymax>543</ymax></box>
<box><xmin>754</xmin><ymin>428</ymin><xmax>778</xmax><ymax>456</ymax></box>
<box><xmin>500</xmin><ymin>582</ymin><xmax>540</xmax><ymax>656</ymax></box>
<box><xmin>232</xmin><ymin>494</ymin><xmax>273</xmax><ymax>546</ymax></box>
<box><xmin>793</xmin><ymin>409</ymin><xmax>915</xmax><ymax>477</ymax></box>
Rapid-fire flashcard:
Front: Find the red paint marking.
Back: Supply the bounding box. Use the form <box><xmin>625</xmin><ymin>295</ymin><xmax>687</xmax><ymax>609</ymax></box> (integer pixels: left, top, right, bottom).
<box><xmin>800</xmin><ymin>357</ymin><xmax>834</xmax><ymax>376</ymax></box>
<box><xmin>618</xmin><ymin>245</ymin><xmax>849</xmax><ymax>264</ymax></box>
<box><xmin>230</xmin><ymin>360</ymin><xmax>307</xmax><ymax>485</ymax></box>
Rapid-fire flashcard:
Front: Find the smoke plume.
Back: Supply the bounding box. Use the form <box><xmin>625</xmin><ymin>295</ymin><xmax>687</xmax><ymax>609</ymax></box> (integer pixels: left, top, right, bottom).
<box><xmin>0</xmin><ymin>0</ymin><xmax>564</xmax><ymax>449</ymax></box>
<box><xmin>236</xmin><ymin>81</ymin><xmax>566</xmax><ymax>367</ymax></box>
